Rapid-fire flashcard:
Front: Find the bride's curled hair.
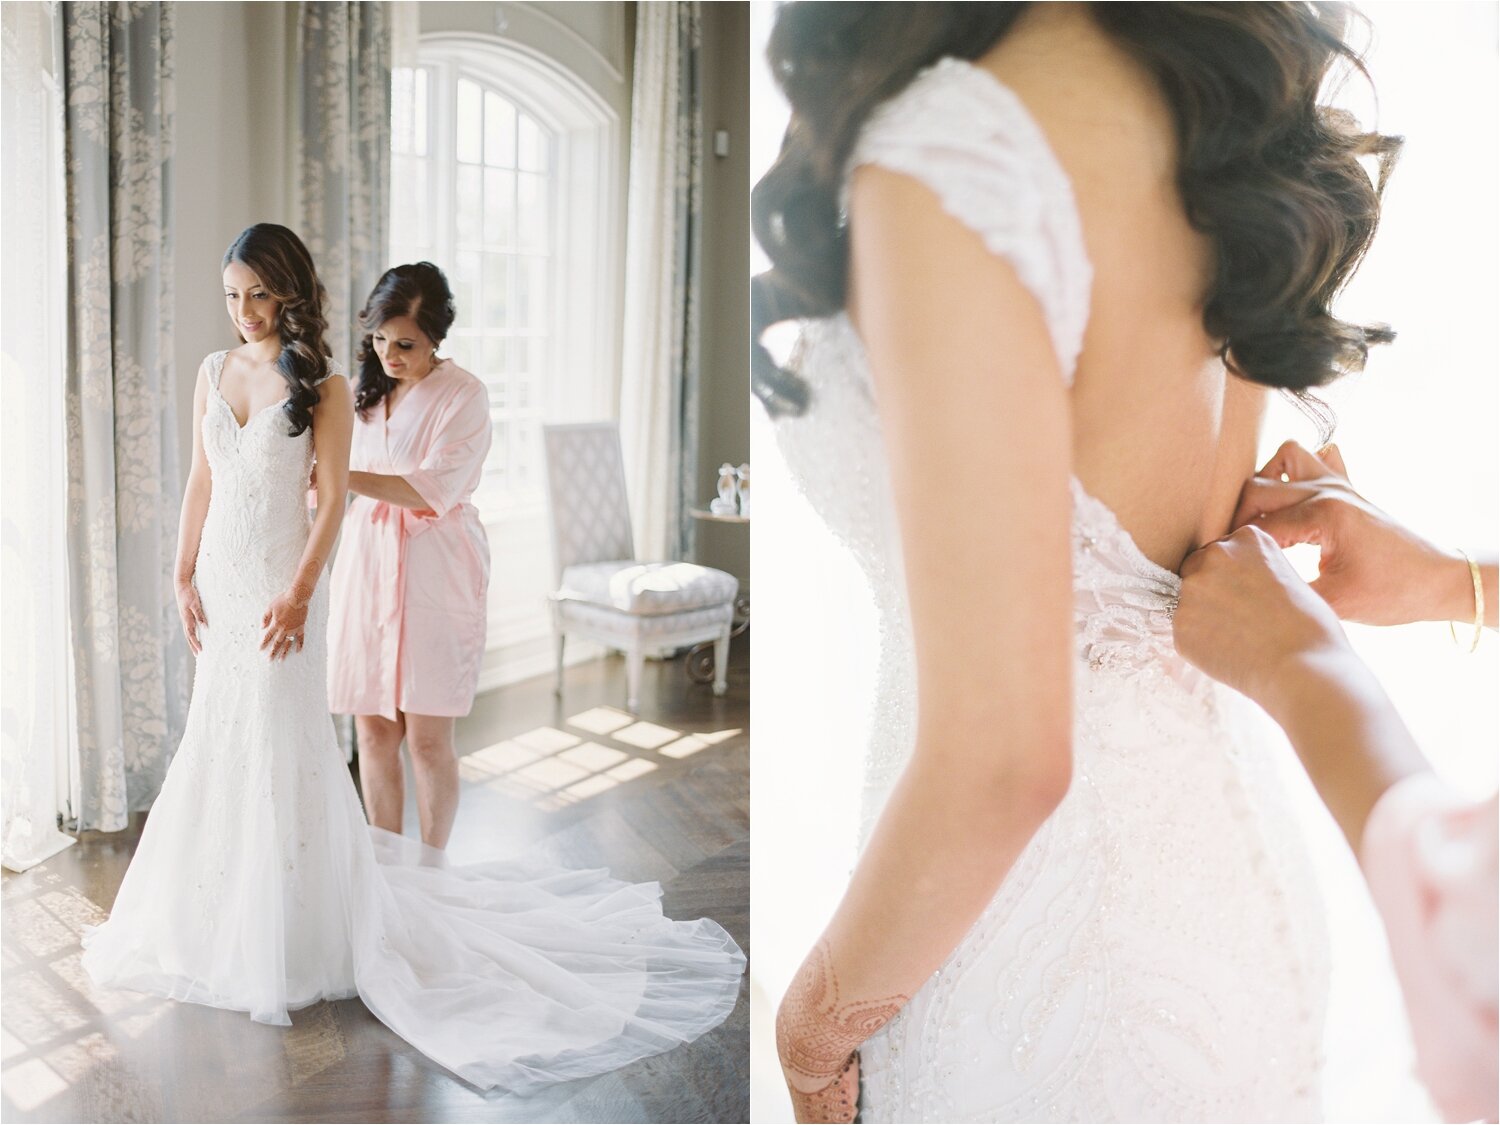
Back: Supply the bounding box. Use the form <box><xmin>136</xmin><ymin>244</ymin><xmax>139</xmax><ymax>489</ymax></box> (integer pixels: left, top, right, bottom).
<box><xmin>222</xmin><ymin>223</ymin><xmax>333</xmax><ymax>436</ymax></box>
<box><xmin>752</xmin><ymin>2</ymin><xmax>1402</xmax><ymax>416</ymax></box>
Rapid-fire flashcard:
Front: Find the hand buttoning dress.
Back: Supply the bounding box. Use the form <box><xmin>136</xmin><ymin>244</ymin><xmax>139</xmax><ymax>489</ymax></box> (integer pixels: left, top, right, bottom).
<box><xmin>772</xmin><ymin>59</ymin><xmax>1329</xmax><ymax>1122</ymax></box>
<box><xmin>82</xmin><ymin>349</ymin><xmax>746</xmax><ymax>1092</ymax></box>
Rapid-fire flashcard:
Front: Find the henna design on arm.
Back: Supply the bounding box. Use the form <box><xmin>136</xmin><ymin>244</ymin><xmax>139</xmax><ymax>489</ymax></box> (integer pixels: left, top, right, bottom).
<box><xmin>776</xmin><ymin>939</ymin><xmax>909</xmax><ymax>1122</ymax></box>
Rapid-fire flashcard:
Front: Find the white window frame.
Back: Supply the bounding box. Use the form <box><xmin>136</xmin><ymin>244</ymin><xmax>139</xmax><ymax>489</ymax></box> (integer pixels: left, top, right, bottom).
<box><xmin>394</xmin><ymin>34</ymin><xmax>622</xmax><ymax>689</ymax></box>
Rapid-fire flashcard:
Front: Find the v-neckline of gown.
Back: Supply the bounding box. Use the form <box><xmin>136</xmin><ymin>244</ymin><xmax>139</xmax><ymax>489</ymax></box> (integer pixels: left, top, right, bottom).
<box><xmin>214</xmin><ymin>353</ymin><xmax>288</xmax><ymax>431</ymax></box>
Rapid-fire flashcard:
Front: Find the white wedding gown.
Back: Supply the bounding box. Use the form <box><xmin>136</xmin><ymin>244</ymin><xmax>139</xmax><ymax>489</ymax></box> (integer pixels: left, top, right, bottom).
<box><xmin>773</xmin><ymin>59</ymin><xmax>1329</xmax><ymax>1122</ymax></box>
<box><xmin>82</xmin><ymin>349</ymin><xmax>745</xmax><ymax>1093</ymax></box>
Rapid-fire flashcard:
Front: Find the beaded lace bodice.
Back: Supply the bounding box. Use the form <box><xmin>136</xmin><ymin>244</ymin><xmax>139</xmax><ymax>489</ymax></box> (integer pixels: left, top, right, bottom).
<box><xmin>200</xmin><ymin>349</ymin><xmax>333</xmax><ymax>602</ymax></box>
<box><xmin>772</xmin><ymin>59</ymin><xmax>1328</xmax><ymax>1122</ymax></box>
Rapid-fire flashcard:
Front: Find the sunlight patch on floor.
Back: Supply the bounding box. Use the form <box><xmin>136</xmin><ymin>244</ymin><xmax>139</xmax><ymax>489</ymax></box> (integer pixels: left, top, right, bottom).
<box><xmin>457</xmin><ymin>740</ymin><xmax>541</xmax><ymax>784</ymax></box>
<box><xmin>564</xmin><ymin>707</ymin><xmax>637</xmax><ymax>735</ymax></box>
<box><xmin>512</xmin><ymin>726</ymin><xmax>581</xmax><ymax>753</ymax></box>
<box><xmin>1</xmin><ymin>1056</ymin><xmax>69</xmax><ymax>1112</ymax></box>
<box><xmin>455</xmin><ymin>713</ymin><xmax>737</xmax><ymax>811</ymax></box>
<box><xmin>607</xmin><ymin>759</ymin><xmax>657</xmax><ymax>782</ymax></box>
<box><xmin>612</xmin><ymin>721</ymin><xmax>682</xmax><ymax>750</ymax></box>
<box><xmin>557</xmin><ymin>742</ymin><xmax>628</xmax><ymax>772</ymax></box>
<box><xmin>512</xmin><ymin>757</ymin><xmax>592</xmax><ymax>792</ymax></box>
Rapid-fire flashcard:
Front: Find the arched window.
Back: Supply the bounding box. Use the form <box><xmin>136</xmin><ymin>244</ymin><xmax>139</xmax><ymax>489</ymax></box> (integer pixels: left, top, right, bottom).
<box><xmin>394</xmin><ymin>68</ymin><xmax>553</xmax><ymax>503</ymax></box>
<box><xmin>389</xmin><ymin>36</ymin><xmax>621</xmax><ymax>684</ymax></box>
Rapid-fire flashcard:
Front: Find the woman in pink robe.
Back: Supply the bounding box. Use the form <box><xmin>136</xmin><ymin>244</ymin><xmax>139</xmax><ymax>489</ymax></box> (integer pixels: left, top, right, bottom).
<box><xmin>328</xmin><ymin>262</ymin><xmax>491</xmax><ymax>850</ymax></box>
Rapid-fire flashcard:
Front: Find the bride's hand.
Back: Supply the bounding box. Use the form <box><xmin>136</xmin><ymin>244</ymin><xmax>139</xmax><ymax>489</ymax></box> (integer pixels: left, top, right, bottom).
<box><xmin>260</xmin><ymin>586</ymin><xmax>311</xmax><ymax>661</ymax></box>
<box><xmin>1175</xmin><ymin>524</ymin><xmax>1351</xmax><ymax>706</ymax></box>
<box><xmin>176</xmin><ymin>579</ymin><xmax>208</xmax><ymax>655</ymax></box>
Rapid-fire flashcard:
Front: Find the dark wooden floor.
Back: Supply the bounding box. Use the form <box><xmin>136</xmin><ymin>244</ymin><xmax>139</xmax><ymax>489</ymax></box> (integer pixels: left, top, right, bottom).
<box><xmin>0</xmin><ymin>644</ymin><xmax>749</xmax><ymax>1124</ymax></box>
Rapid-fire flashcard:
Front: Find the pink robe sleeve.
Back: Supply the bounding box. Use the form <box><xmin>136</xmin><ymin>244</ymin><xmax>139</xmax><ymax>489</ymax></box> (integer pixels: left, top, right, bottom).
<box><xmin>404</xmin><ymin>382</ymin><xmax>491</xmax><ymax>526</ymax></box>
<box><xmin>1360</xmin><ymin>772</ymin><xmax>1499</xmax><ymax>1123</ymax></box>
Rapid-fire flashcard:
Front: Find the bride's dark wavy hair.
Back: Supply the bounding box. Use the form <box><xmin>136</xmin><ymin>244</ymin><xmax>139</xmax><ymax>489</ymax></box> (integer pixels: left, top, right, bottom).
<box><xmin>222</xmin><ymin>223</ymin><xmax>332</xmax><ymax>436</ymax></box>
<box><xmin>752</xmin><ymin>2</ymin><xmax>1402</xmax><ymax>418</ymax></box>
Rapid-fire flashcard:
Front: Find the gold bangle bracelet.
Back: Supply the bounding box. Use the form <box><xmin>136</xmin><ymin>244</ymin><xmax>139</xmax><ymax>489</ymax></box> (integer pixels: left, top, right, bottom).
<box><xmin>1449</xmin><ymin>548</ymin><xmax>1484</xmax><ymax>654</ymax></box>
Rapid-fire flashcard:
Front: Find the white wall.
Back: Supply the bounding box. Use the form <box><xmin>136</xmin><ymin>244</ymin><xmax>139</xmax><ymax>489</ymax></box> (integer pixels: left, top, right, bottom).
<box><xmin>693</xmin><ymin>1</ymin><xmax>751</xmax><ymax>589</ymax></box>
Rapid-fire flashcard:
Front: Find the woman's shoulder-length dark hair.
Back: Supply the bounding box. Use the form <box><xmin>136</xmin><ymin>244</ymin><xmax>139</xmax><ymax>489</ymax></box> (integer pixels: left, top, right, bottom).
<box><xmin>751</xmin><ymin>1</ymin><xmax>1402</xmax><ymax>418</ymax></box>
<box><xmin>222</xmin><ymin>222</ymin><xmax>333</xmax><ymax>437</ymax></box>
<box><xmin>354</xmin><ymin>262</ymin><xmax>458</xmax><ymax>419</ymax></box>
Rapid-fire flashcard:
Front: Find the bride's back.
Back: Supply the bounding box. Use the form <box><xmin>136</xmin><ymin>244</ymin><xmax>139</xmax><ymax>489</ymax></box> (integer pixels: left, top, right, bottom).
<box><xmin>979</xmin><ymin>4</ymin><xmax>1266</xmax><ymax>572</ymax></box>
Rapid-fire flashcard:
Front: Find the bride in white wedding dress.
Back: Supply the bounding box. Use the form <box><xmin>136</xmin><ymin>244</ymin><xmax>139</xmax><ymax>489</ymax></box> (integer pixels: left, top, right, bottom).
<box><xmin>756</xmin><ymin>4</ymin><xmax>1399</xmax><ymax>1122</ymax></box>
<box><xmin>81</xmin><ymin>223</ymin><xmax>745</xmax><ymax>1094</ymax></box>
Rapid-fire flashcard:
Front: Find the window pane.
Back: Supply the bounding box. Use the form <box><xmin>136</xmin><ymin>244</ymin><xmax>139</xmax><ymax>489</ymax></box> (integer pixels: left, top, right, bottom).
<box><xmin>392</xmin><ymin>68</ymin><xmax>413</xmax><ymax>154</ymax></box>
<box><xmin>492</xmin><ymin>421</ymin><xmax>510</xmax><ymax>487</ymax></box>
<box><xmin>452</xmin><ymin>251</ymin><xmax>479</xmax><ymax>331</ymax></box>
<box><xmin>484</xmin><ymin>91</ymin><xmax>516</xmax><ymax>168</ymax></box>
<box><xmin>390</xmin><ymin>153</ymin><xmax>413</xmax><ymax>242</ymax></box>
<box><xmin>414</xmin><ymin>67</ymin><xmax>428</xmax><ymax>156</ymax></box>
<box><xmin>482</xmin><ymin>336</ymin><xmax>505</xmax><ymax>384</ymax></box>
<box><xmin>518</xmin><ymin>113</ymin><xmax>546</xmax><ymax>172</ymax></box>
<box><xmin>515</xmin><ymin>257</ymin><xmax>547</xmax><ymax>331</ymax></box>
<box><xmin>517</xmin><ymin>173</ymin><xmax>547</xmax><ymax>252</ymax></box>
<box><xmin>528</xmin><ymin>336</ymin><xmax>545</xmax><ymax>387</ymax></box>
<box><xmin>483</xmin><ymin>254</ymin><xmax>510</xmax><ymax>330</ymax></box>
<box><xmin>390</xmin><ymin>155</ymin><xmax>432</xmax><ymax>250</ymax></box>
<box><xmin>483</xmin><ymin>168</ymin><xmax>514</xmax><ymax>249</ymax></box>
<box><xmin>445</xmin><ymin>334</ymin><xmax>475</xmax><ymax>372</ymax></box>
<box><xmin>412</xmin><ymin>159</ymin><xmax>430</xmax><ymax>246</ymax></box>
<box><xmin>516</xmin><ymin>418</ymin><xmax>536</xmax><ymax>486</ymax></box>
<box><xmin>456</xmin><ymin>78</ymin><xmax>482</xmax><ymax>164</ymax></box>
<box><xmin>514</xmin><ymin>260</ymin><xmax>530</xmax><ymax>329</ymax></box>
<box><xmin>456</xmin><ymin>164</ymin><xmax>481</xmax><ymax>244</ymax></box>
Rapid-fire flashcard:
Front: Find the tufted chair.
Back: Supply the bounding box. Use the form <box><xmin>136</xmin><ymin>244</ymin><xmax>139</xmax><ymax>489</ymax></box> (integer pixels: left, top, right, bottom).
<box><xmin>541</xmin><ymin>422</ymin><xmax>738</xmax><ymax>713</ymax></box>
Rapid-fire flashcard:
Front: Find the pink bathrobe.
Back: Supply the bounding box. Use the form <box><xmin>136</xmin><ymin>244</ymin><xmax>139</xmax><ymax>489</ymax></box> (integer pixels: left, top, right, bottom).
<box><xmin>328</xmin><ymin>359</ymin><xmax>492</xmax><ymax>720</ymax></box>
<box><xmin>1362</xmin><ymin>772</ymin><xmax>1499</xmax><ymax>1123</ymax></box>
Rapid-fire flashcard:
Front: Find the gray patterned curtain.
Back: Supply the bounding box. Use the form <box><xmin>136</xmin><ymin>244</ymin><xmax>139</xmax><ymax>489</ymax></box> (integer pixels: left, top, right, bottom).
<box><xmin>296</xmin><ymin>1</ymin><xmax>390</xmax><ymax>756</ymax></box>
<box><xmin>296</xmin><ymin>1</ymin><xmax>391</xmax><ymax>368</ymax></box>
<box><xmin>62</xmin><ymin>2</ymin><xmax>186</xmax><ymax>832</ymax></box>
<box><xmin>619</xmin><ymin>1</ymin><xmax>704</xmax><ymax>562</ymax></box>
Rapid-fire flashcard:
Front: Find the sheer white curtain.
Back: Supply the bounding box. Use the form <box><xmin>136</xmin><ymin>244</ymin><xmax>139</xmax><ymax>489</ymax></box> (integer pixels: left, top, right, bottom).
<box><xmin>1</xmin><ymin>0</ymin><xmax>77</xmax><ymax>872</ymax></box>
<box><xmin>619</xmin><ymin>0</ymin><xmax>703</xmax><ymax>562</ymax></box>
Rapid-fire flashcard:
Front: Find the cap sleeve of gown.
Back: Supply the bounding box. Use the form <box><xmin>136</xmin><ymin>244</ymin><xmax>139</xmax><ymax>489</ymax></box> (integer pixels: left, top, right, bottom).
<box><xmin>843</xmin><ymin>56</ymin><xmax>1093</xmax><ymax>382</ymax></box>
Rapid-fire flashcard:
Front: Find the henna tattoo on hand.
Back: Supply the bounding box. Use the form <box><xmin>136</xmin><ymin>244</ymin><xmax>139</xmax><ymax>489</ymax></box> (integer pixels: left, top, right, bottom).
<box><xmin>287</xmin><ymin>575</ymin><xmax>317</xmax><ymax>607</ymax></box>
<box><xmin>777</xmin><ymin>938</ymin><xmax>908</xmax><ymax>1118</ymax></box>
